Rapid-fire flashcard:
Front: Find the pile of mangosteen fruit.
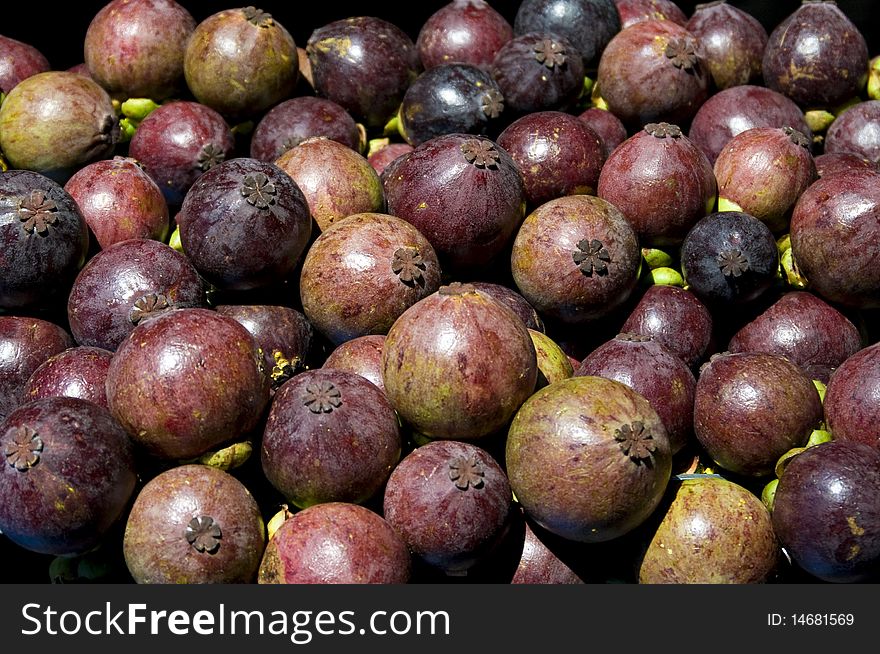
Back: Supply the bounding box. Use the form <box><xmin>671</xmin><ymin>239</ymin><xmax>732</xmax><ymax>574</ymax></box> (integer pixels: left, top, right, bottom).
<box><xmin>2</xmin><ymin>0</ymin><xmax>880</xmax><ymax>585</ymax></box>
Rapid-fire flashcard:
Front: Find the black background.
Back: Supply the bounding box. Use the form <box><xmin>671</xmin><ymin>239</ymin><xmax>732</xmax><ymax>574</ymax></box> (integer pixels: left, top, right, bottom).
<box><xmin>1</xmin><ymin>1</ymin><xmax>878</xmax><ymax>73</ymax></box>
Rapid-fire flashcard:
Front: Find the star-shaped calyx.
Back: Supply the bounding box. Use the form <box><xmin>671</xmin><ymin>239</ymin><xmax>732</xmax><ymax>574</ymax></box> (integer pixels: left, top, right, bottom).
<box><xmin>302</xmin><ymin>381</ymin><xmax>343</xmax><ymax>414</ymax></box>
<box><xmin>185</xmin><ymin>516</ymin><xmax>222</xmax><ymax>553</ymax></box>
<box><xmin>461</xmin><ymin>139</ymin><xmax>501</xmax><ymax>169</ymax></box>
<box><xmin>572</xmin><ymin>239</ymin><xmax>612</xmax><ymax>276</ymax></box>
<box><xmin>614</xmin><ymin>421</ymin><xmax>657</xmax><ymax>462</ymax></box>
<box><xmin>717</xmin><ymin>249</ymin><xmax>749</xmax><ymax>278</ymax></box>
<box><xmin>665</xmin><ymin>39</ymin><xmax>699</xmax><ymax>71</ymax></box>
<box><xmin>4</xmin><ymin>426</ymin><xmax>44</xmax><ymax>471</ymax></box>
<box><xmin>644</xmin><ymin>122</ymin><xmax>682</xmax><ymax>139</ymax></box>
<box><xmin>242</xmin><ymin>6</ymin><xmax>273</xmax><ymax>27</ymax></box>
<box><xmin>18</xmin><ymin>190</ymin><xmax>59</xmax><ymax>235</ymax></box>
<box><xmin>481</xmin><ymin>89</ymin><xmax>504</xmax><ymax>119</ymax></box>
<box><xmin>783</xmin><ymin>126</ymin><xmax>811</xmax><ymax>149</ymax></box>
<box><xmin>197</xmin><ymin>143</ymin><xmax>226</xmax><ymax>172</ymax></box>
<box><xmin>448</xmin><ymin>455</ymin><xmax>485</xmax><ymax>490</ymax></box>
<box><xmin>241</xmin><ymin>172</ymin><xmax>277</xmax><ymax>209</ymax></box>
<box><xmin>392</xmin><ymin>247</ymin><xmax>426</xmax><ymax>286</ymax></box>
<box><xmin>129</xmin><ymin>293</ymin><xmax>170</xmax><ymax>325</ymax></box>
<box><xmin>533</xmin><ymin>39</ymin><xmax>567</xmax><ymax>68</ymax></box>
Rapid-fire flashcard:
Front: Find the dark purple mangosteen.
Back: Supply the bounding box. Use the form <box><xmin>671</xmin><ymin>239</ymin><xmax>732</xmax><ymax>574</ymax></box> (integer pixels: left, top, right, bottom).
<box><xmin>127</xmin><ymin>100</ymin><xmax>235</xmax><ymax>209</ymax></box>
<box><xmin>249</xmin><ymin>96</ymin><xmax>363</xmax><ymax>163</ymax></box>
<box><xmin>824</xmin><ymin>100</ymin><xmax>880</xmax><ymax>165</ymax></box>
<box><xmin>67</xmin><ymin>238</ymin><xmax>206</xmax><ymax>351</ymax></box>
<box><xmin>23</xmin><ymin>346</ymin><xmax>113</xmax><ymax>409</ymax></box>
<box><xmin>176</xmin><ymin>158</ymin><xmax>312</xmax><ymax>292</ymax></box>
<box><xmin>322</xmin><ymin>335</ymin><xmax>386</xmax><ymax>393</ymax></box>
<box><xmin>614</xmin><ymin>0</ymin><xmax>687</xmax><ymax>29</ymax></box>
<box><xmin>577</xmin><ymin>108</ymin><xmax>628</xmax><ymax>159</ymax></box>
<box><xmin>416</xmin><ymin>0</ymin><xmax>514</xmax><ymax>71</ymax></box>
<box><xmin>597</xmin><ymin>122</ymin><xmax>716</xmax><ymax>247</ymax></box>
<box><xmin>497</xmin><ymin>110</ymin><xmax>605</xmax><ymax>208</ymax></box>
<box><xmin>0</xmin><ymin>34</ymin><xmax>50</xmax><ymax>95</ymax></box>
<box><xmin>824</xmin><ymin>342</ymin><xmax>880</xmax><ymax>451</ymax></box>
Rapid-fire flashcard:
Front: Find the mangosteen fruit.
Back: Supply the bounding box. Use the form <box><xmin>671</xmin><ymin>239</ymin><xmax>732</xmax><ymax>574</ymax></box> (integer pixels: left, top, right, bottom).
<box><xmin>23</xmin><ymin>346</ymin><xmax>113</xmax><ymax>409</ymax></box>
<box><xmin>597</xmin><ymin>122</ymin><xmax>716</xmax><ymax>247</ymax></box>
<box><xmin>509</xmin><ymin>516</ymin><xmax>587</xmax><ymax>583</ymax></box>
<box><xmin>105</xmin><ymin>308</ymin><xmax>270</xmax><ymax>461</ymax></box>
<box><xmin>469</xmin><ymin>282</ymin><xmax>545</xmax><ymax>332</ymax></box>
<box><xmin>383</xmin><ymin>439</ymin><xmax>512</xmax><ymax>574</ymax></box>
<box><xmin>416</xmin><ymin>0</ymin><xmax>514</xmax><ymax>71</ymax></box>
<box><xmin>506</xmin><ymin>375</ymin><xmax>672</xmax><ymax>542</ymax></box>
<box><xmin>772</xmin><ymin>440</ymin><xmax>880</xmax><ymax>583</ymax></box>
<box><xmin>680</xmin><ymin>211</ymin><xmax>779</xmax><ymax>307</ymax></box>
<box><xmin>367</xmin><ymin>141</ymin><xmax>414</xmax><ymax>176</ymax></box>
<box><xmin>306</xmin><ymin>16</ymin><xmax>421</xmax><ymax>130</ymax></box>
<box><xmin>510</xmin><ymin>194</ymin><xmax>642</xmax><ymax>325</ymax></box>
<box><xmin>261</xmin><ymin>368</ymin><xmax>401</xmax><ymax>509</ymax></box>
<box><xmin>322</xmin><ymin>335</ymin><xmax>386</xmax><ymax>393</ymax></box>
<box><xmin>824</xmin><ymin>342</ymin><xmax>880</xmax><ymax>451</ymax></box>
<box><xmin>84</xmin><ymin>0</ymin><xmax>196</xmax><ymax>101</ymax></box>
<box><xmin>577</xmin><ymin>108</ymin><xmax>628</xmax><ymax>159</ymax></box>
<box><xmin>299</xmin><ymin>212</ymin><xmax>441</xmax><ymax>345</ymax></box>
<box><xmin>714</xmin><ymin>126</ymin><xmax>816</xmax><ymax>234</ymax></box>
<box><xmin>67</xmin><ymin>238</ymin><xmax>206</xmax><ymax>351</ymax></box>
<box><xmin>619</xmin><ymin>285</ymin><xmax>715</xmax><ymax>368</ymax></box>
<box><xmin>595</xmin><ymin>20</ymin><xmax>710</xmax><ymax>129</ymax></box>
<box><xmin>814</xmin><ymin>151</ymin><xmax>877</xmax><ymax>179</ymax></box>
<box><xmin>496</xmin><ymin>110</ymin><xmax>605</xmax><ymax>208</ymax></box>
<box><xmin>727</xmin><ymin>291</ymin><xmax>863</xmax><ymax>384</ymax></box>
<box><xmin>275</xmin><ymin>137</ymin><xmax>383</xmax><ymax>233</ymax></box>
<box><xmin>576</xmin><ymin>333</ymin><xmax>696</xmax><ymax>455</ymax></box>
<box><xmin>383</xmin><ymin>133</ymin><xmax>525</xmax><ymax>274</ymax></box>
<box><xmin>824</xmin><ymin>100</ymin><xmax>880</xmax><ymax>165</ymax></box>
<box><xmin>638</xmin><ymin>475</ymin><xmax>779</xmax><ymax>583</ymax></box>
<box><xmin>176</xmin><ymin>157</ymin><xmax>312</xmax><ymax>291</ymax></box>
<box><xmin>615</xmin><ymin>0</ymin><xmax>687</xmax><ymax>29</ymax></box>
<box><xmin>123</xmin><ymin>464</ymin><xmax>265</xmax><ymax>583</ymax></box>
<box><xmin>762</xmin><ymin>0</ymin><xmax>868</xmax><ymax>109</ymax></box>
<box><xmin>0</xmin><ymin>396</ymin><xmax>136</xmax><ymax>556</ymax></box>
<box><xmin>64</xmin><ymin>156</ymin><xmax>170</xmax><ymax>250</ymax></box>
<box><xmin>0</xmin><ymin>170</ymin><xmax>90</xmax><ymax>311</ymax></box>
<box><xmin>693</xmin><ymin>352</ymin><xmax>823</xmax><ymax>477</ymax></box>
<box><xmin>259</xmin><ymin>502</ymin><xmax>411</xmax><ymax>584</ymax></box>
<box><xmin>184</xmin><ymin>6</ymin><xmax>298</xmax><ymax>120</ymax></box>
<box><xmin>0</xmin><ymin>34</ymin><xmax>50</xmax><ymax>95</ymax></box>
<box><xmin>0</xmin><ymin>71</ymin><xmax>119</xmax><ymax>183</ymax></box>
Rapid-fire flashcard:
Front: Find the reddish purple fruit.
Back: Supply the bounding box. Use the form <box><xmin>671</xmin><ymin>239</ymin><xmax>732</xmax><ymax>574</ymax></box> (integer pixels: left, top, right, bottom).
<box><xmin>0</xmin><ymin>35</ymin><xmax>49</xmax><ymax>95</ymax></box>
<box><xmin>615</xmin><ymin>0</ymin><xmax>687</xmax><ymax>29</ymax></box>
<box><xmin>0</xmin><ymin>397</ymin><xmax>136</xmax><ymax>556</ymax></box>
<box><xmin>23</xmin><ymin>346</ymin><xmax>113</xmax><ymax>409</ymax></box>
<box><xmin>693</xmin><ymin>352</ymin><xmax>823</xmax><ymax>477</ymax></box>
<box><xmin>123</xmin><ymin>464</ymin><xmax>266</xmax><ymax>584</ymax></box>
<box><xmin>577</xmin><ymin>108</ymin><xmax>628</xmax><ymax>159</ymax></box>
<box><xmin>470</xmin><ymin>282</ymin><xmax>545</xmax><ymax>332</ymax></box>
<box><xmin>322</xmin><ymin>335</ymin><xmax>386</xmax><ymax>393</ymax></box>
<box><xmin>824</xmin><ymin>100</ymin><xmax>880</xmax><ymax>165</ymax></box>
<box><xmin>105</xmin><ymin>308</ymin><xmax>270</xmax><ymax>460</ymax></box>
<box><xmin>64</xmin><ymin>156</ymin><xmax>170</xmax><ymax>249</ymax></box>
<box><xmin>259</xmin><ymin>502</ymin><xmax>411</xmax><ymax>584</ymax></box>
<box><xmin>598</xmin><ymin>122</ymin><xmax>716</xmax><ymax>247</ymax></box>
<box><xmin>814</xmin><ymin>151</ymin><xmax>877</xmax><ymax>179</ymax></box>
<box><xmin>261</xmin><ymin>369</ymin><xmax>401</xmax><ymax>509</ymax></box>
<box><xmin>384</xmin><ymin>439</ymin><xmax>512</xmax><ymax>574</ymax></box>
<box><xmin>367</xmin><ymin>141</ymin><xmax>414</xmax><ymax>176</ymax></box>
<box><xmin>509</xmin><ymin>517</ymin><xmax>586</xmax><ymax>584</ymax></box>
<box><xmin>416</xmin><ymin>0</ymin><xmax>514</xmax><ymax>71</ymax></box>
<box><xmin>824</xmin><ymin>342</ymin><xmax>880</xmax><ymax>451</ymax></box>
<box><xmin>497</xmin><ymin>111</ymin><xmax>605</xmax><ymax>208</ymax></box>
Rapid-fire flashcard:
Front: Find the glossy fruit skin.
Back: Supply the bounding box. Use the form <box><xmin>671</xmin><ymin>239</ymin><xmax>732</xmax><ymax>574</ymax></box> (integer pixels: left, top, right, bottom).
<box><xmin>0</xmin><ymin>71</ymin><xmax>119</xmax><ymax>184</ymax></box>
<box><xmin>615</xmin><ymin>0</ymin><xmax>687</xmax><ymax>29</ymax></box>
<box><xmin>67</xmin><ymin>238</ymin><xmax>206</xmax><ymax>352</ymax></box>
<box><xmin>685</xmin><ymin>1</ymin><xmax>768</xmax><ymax>91</ymax></box>
<box><xmin>814</xmin><ymin>151</ymin><xmax>877</xmax><ymax>179</ymax></box>
<box><xmin>123</xmin><ymin>464</ymin><xmax>265</xmax><ymax>584</ymax></box>
<box><xmin>514</xmin><ymin>0</ymin><xmax>621</xmax><ymax>68</ymax></box>
<box><xmin>0</xmin><ymin>397</ymin><xmax>136</xmax><ymax>556</ymax></box>
<box><xmin>128</xmin><ymin>100</ymin><xmax>235</xmax><ymax>208</ymax></box>
<box><xmin>680</xmin><ymin>211</ymin><xmax>779</xmax><ymax>307</ymax></box>
<box><xmin>491</xmin><ymin>32</ymin><xmax>586</xmax><ymax>116</ymax></box>
<box><xmin>825</xmin><ymin>100</ymin><xmax>880</xmax><ymax>165</ymax></box>
<box><xmin>506</xmin><ymin>375</ymin><xmax>671</xmax><ymax>543</ymax></box>
<box><xmin>470</xmin><ymin>282</ymin><xmax>544</xmax><ymax>332</ymax></box>
<box><xmin>509</xmin><ymin>517</ymin><xmax>585</xmax><ymax>583</ymax></box>
<box><xmin>176</xmin><ymin>158</ymin><xmax>312</xmax><ymax>291</ymax></box>
<box><xmin>275</xmin><ymin>138</ymin><xmax>383</xmax><ymax>233</ymax></box>
<box><xmin>367</xmin><ymin>142</ymin><xmax>414</xmax><ymax>176</ymax></box>
<box><xmin>383</xmin><ymin>134</ymin><xmax>525</xmax><ymax>274</ymax></box>
<box><xmin>64</xmin><ymin>156</ymin><xmax>170</xmax><ymax>250</ymax></box>
<box><xmin>0</xmin><ymin>34</ymin><xmax>50</xmax><ymax>94</ymax></box>
<box><xmin>249</xmin><ymin>96</ymin><xmax>362</xmax><ymax>163</ymax></box>
<box><xmin>184</xmin><ymin>7</ymin><xmax>298</xmax><ymax>120</ymax></box>
<box><xmin>714</xmin><ymin>126</ymin><xmax>817</xmax><ymax>234</ymax></box>
<box><xmin>727</xmin><ymin>291</ymin><xmax>863</xmax><ymax>384</ymax></box>
<box><xmin>306</xmin><ymin>17</ymin><xmax>421</xmax><ymax>130</ymax></box>
<box><xmin>258</xmin><ymin>502</ymin><xmax>411</xmax><ymax>584</ymax></box>
<box><xmin>399</xmin><ymin>63</ymin><xmax>505</xmax><ymax>146</ymax></box>
<box><xmin>261</xmin><ymin>369</ymin><xmax>401</xmax><ymax>509</ymax></box>
<box><xmin>596</xmin><ymin>20</ymin><xmax>710</xmax><ymax>129</ymax></box>
<box><xmin>84</xmin><ymin>0</ymin><xmax>196</xmax><ymax>100</ymax></box>
<box><xmin>0</xmin><ymin>170</ymin><xmax>90</xmax><ymax>311</ymax></box>
<box><xmin>772</xmin><ymin>440</ymin><xmax>880</xmax><ymax>583</ymax></box>
<box><xmin>620</xmin><ymin>285</ymin><xmax>714</xmax><ymax>369</ymax></box>
<box><xmin>688</xmin><ymin>85</ymin><xmax>811</xmax><ymax>165</ymax></box>
<box><xmin>23</xmin><ymin>346</ymin><xmax>113</xmax><ymax>409</ymax></box>
<box><xmin>0</xmin><ymin>317</ymin><xmax>73</xmax><ymax>423</ymax></box>
<box><xmin>638</xmin><ymin>476</ymin><xmax>779</xmax><ymax>584</ymax></box>
<box><xmin>497</xmin><ymin>111</ymin><xmax>605</xmax><ymax>208</ymax></box>
<box><xmin>762</xmin><ymin>1</ymin><xmax>868</xmax><ymax>109</ymax></box>
<box><xmin>576</xmin><ymin>334</ymin><xmax>696</xmax><ymax>455</ymax></box>
<box><xmin>693</xmin><ymin>352</ymin><xmax>823</xmax><ymax>477</ymax></box>
<box><xmin>105</xmin><ymin>308</ymin><xmax>270</xmax><ymax>461</ymax></box>
<box><xmin>597</xmin><ymin>123</ymin><xmax>716</xmax><ymax>247</ymax></box>
<box><xmin>300</xmin><ymin>213</ymin><xmax>441</xmax><ymax>345</ymax></box>
<box><xmin>511</xmin><ymin>195</ymin><xmax>641</xmax><ymax>325</ymax></box>
<box><xmin>322</xmin><ymin>335</ymin><xmax>386</xmax><ymax>393</ymax></box>
<box><xmin>416</xmin><ymin>0</ymin><xmax>514</xmax><ymax>71</ymax></box>
<box><xmin>824</xmin><ymin>342</ymin><xmax>880</xmax><ymax>451</ymax></box>
<box><xmin>383</xmin><ymin>440</ymin><xmax>512</xmax><ymax>573</ymax></box>
<box><xmin>790</xmin><ymin>169</ymin><xmax>880</xmax><ymax>309</ymax></box>
<box><xmin>577</xmin><ymin>108</ymin><xmax>628</xmax><ymax>159</ymax></box>
<box><xmin>382</xmin><ymin>284</ymin><xmax>537</xmax><ymax>441</ymax></box>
